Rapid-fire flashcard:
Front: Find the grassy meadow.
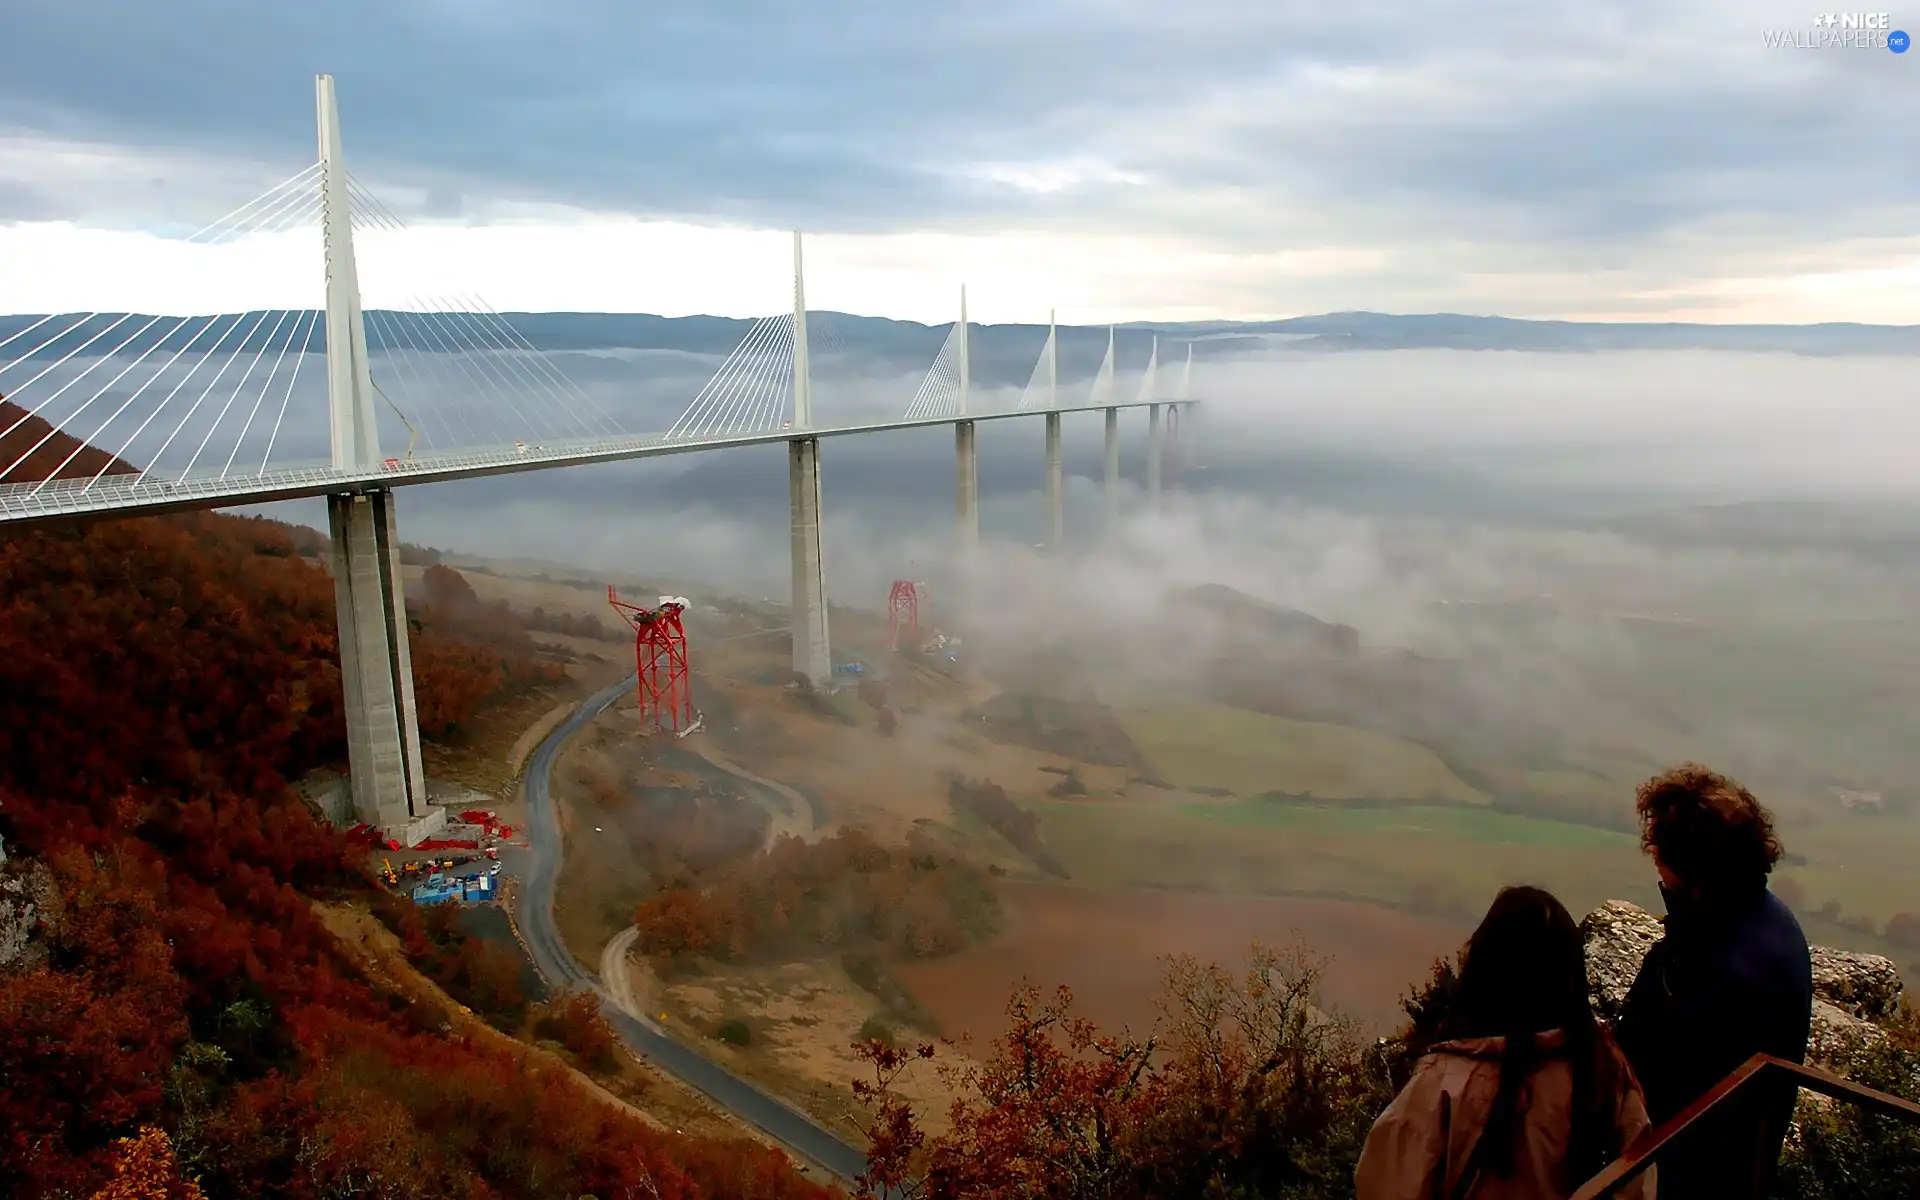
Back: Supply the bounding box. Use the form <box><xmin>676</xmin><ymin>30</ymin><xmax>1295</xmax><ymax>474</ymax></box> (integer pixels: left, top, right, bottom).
<box><xmin>1023</xmin><ymin>609</ymin><xmax>1920</xmax><ymax>968</ymax></box>
<box><xmin>1111</xmin><ymin>701</ymin><xmax>1489</xmax><ymax>803</ymax></box>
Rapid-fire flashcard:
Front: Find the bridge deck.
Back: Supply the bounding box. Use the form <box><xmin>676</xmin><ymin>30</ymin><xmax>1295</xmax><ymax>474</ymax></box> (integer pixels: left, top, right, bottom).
<box><xmin>0</xmin><ymin>399</ymin><xmax>1189</xmax><ymax>528</ymax></box>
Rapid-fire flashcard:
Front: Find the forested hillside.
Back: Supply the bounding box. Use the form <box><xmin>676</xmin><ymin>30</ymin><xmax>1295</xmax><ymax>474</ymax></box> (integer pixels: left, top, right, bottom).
<box><xmin>0</xmin><ymin>397</ymin><xmax>139</xmax><ymax>485</ymax></box>
<box><xmin>0</xmin><ymin>475</ymin><xmax>829</xmax><ymax>1196</ymax></box>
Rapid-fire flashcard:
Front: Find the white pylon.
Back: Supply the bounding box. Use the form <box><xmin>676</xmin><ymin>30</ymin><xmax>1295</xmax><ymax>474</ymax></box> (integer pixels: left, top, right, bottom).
<box><xmin>792</xmin><ymin>231</ymin><xmax>812</xmax><ymax>429</ymax></box>
<box><xmin>1047</xmin><ymin>309</ymin><xmax>1057</xmax><ymax>409</ymax></box>
<box><xmin>1090</xmin><ymin>326</ymin><xmax>1116</xmax><ymax>406</ymax></box>
<box><xmin>957</xmin><ymin>285</ymin><xmax>970</xmax><ymax>417</ymax></box>
<box><xmin>316</xmin><ymin>74</ymin><xmax>379</xmax><ymax>472</ymax></box>
<box><xmin>1136</xmin><ymin>334</ymin><xmax>1160</xmax><ymax>403</ymax></box>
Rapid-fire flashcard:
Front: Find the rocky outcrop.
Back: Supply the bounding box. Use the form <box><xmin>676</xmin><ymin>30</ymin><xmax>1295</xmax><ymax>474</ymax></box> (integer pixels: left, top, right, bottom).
<box><xmin>1581</xmin><ymin>900</ymin><xmax>1667</xmax><ymax>1022</ymax></box>
<box><xmin>0</xmin><ymin>858</ymin><xmax>59</xmax><ymax>972</ymax></box>
<box><xmin>1579</xmin><ymin>899</ymin><xmax>1904</xmax><ymax>1068</ymax></box>
<box><xmin>1811</xmin><ymin>947</ymin><xmax>1905</xmax><ymax>1021</ymax></box>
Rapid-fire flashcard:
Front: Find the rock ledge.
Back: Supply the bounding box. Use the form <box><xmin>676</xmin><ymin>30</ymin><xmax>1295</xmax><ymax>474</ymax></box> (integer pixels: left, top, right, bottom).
<box><xmin>1580</xmin><ymin>899</ymin><xmax>1904</xmax><ymax>1067</ymax></box>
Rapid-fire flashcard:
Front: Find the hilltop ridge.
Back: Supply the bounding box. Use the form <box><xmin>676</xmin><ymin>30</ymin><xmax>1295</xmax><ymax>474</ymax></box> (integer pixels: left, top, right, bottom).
<box><xmin>0</xmin><ymin>397</ymin><xmax>138</xmax><ymax>486</ymax></box>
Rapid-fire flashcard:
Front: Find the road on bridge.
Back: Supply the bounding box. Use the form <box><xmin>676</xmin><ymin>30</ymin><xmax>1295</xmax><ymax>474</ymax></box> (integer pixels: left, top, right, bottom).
<box><xmin>511</xmin><ymin>675</ymin><xmax>871</xmax><ymax>1184</ymax></box>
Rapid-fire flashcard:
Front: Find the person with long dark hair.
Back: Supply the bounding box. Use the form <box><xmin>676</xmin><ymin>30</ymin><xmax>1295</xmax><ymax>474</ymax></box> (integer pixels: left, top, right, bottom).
<box><xmin>1355</xmin><ymin>886</ymin><xmax>1654</xmax><ymax>1199</ymax></box>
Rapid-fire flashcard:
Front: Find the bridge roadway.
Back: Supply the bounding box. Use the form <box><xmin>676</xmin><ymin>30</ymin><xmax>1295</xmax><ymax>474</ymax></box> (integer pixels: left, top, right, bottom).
<box><xmin>513</xmin><ymin>674</ymin><xmax>872</xmax><ymax>1185</ymax></box>
<box><xmin>0</xmin><ymin>399</ymin><xmax>1174</xmax><ymax>528</ymax></box>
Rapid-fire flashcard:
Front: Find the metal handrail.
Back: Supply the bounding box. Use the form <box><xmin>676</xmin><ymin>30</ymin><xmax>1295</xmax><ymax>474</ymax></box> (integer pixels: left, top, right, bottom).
<box><xmin>1570</xmin><ymin>1053</ymin><xmax>1920</xmax><ymax>1199</ymax></box>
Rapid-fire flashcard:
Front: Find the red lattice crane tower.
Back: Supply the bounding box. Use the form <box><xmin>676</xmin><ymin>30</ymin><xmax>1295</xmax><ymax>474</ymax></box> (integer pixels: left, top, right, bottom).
<box><xmin>608</xmin><ymin>586</ymin><xmax>694</xmax><ymax>733</ymax></box>
<box><xmin>887</xmin><ymin>580</ymin><xmax>921</xmax><ymax>652</ymax></box>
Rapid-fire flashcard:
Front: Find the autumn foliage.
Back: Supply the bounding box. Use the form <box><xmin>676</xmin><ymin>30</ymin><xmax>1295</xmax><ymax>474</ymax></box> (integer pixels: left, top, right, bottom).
<box><xmin>517</xmin><ymin>603</ymin><xmax>619</xmax><ymax>640</ymax></box>
<box><xmin>408</xmin><ymin>564</ymin><xmax>564</xmax><ymax>740</ymax></box>
<box><xmin>0</xmin><ymin>515</ymin><xmax>561</xmax><ymax>802</ymax></box>
<box><xmin>0</xmin><ymin>505</ymin><xmax>830</xmax><ymax>1199</ymax></box>
<box><xmin>853</xmin><ymin>944</ymin><xmax>1391</xmax><ymax>1200</ymax></box>
<box><xmin>0</xmin><ymin>397</ymin><xmax>140</xmax><ymax>485</ymax></box>
<box><xmin>366</xmin><ymin>888</ymin><xmax>533</xmax><ymax>1029</ymax></box>
<box><xmin>946</xmin><ymin>777</ymin><xmax>1066</xmax><ymax>878</ymax></box>
<box><xmin>531</xmin><ymin>987</ymin><xmax>623</xmax><ymax>1073</ymax></box>
<box><xmin>85</xmin><ymin>1127</ymin><xmax>206</xmax><ymax>1200</ymax></box>
<box><xmin>634</xmin><ymin>827</ymin><xmax>1000</xmax><ymax>963</ymax></box>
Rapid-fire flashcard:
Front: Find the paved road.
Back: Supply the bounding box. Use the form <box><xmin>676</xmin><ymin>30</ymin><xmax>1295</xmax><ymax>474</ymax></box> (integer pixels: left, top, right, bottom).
<box><xmin>512</xmin><ymin>675</ymin><xmax>871</xmax><ymax>1184</ymax></box>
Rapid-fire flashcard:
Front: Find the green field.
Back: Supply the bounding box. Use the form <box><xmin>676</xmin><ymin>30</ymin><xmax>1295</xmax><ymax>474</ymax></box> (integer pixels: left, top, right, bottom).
<box><xmin>1112</xmin><ymin>701</ymin><xmax>1489</xmax><ymax>803</ymax></box>
<box><xmin>1186</xmin><ymin>798</ymin><xmax>1631</xmax><ymax>852</ymax></box>
<box><xmin>1048</xmin><ymin>612</ymin><xmax>1920</xmax><ymax>969</ymax></box>
<box><xmin>1037</xmin><ymin>799</ymin><xmax>1657</xmax><ymax>926</ymax></box>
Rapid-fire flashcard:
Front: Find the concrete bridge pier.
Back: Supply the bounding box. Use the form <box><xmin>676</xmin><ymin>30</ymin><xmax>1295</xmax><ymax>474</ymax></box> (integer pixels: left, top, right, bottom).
<box><xmin>1147</xmin><ymin>403</ymin><xmax>1164</xmax><ymax>505</ymax></box>
<box><xmin>786</xmin><ymin>232</ymin><xmax>832</xmax><ymax>689</ymax></box>
<box><xmin>1044</xmin><ymin>411</ymin><xmax>1063</xmax><ymax>551</ymax></box>
<box><xmin>316</xmin><ymin>75</ymin><xmax>439</xmax><ymax>845</ymax></box>
<box><xmin>1103</xmin><ymin>407</ymin><xmax>1120</xmax><ymax>533</ymax></box>
<box><xmin>327</xmin><ymin>489</ymin><xmax>439</xmax><ymax>843</ymax></box>
<box><xmin>955</xmin><ymin>420</ymin><xmax>979</xmax><ymax>559</ymax></box>
<box><xmin>787</xmin><ymin>437</ymin><xmax>832</xmax><ymax>687</ymax></box>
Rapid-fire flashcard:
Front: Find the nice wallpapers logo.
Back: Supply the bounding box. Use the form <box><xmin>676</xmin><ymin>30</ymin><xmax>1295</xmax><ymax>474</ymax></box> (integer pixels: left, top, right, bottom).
<box><xmin>1762</xmin><ymin>12</ymin><xmax>1910</xmax><ymax>50</ymax></box>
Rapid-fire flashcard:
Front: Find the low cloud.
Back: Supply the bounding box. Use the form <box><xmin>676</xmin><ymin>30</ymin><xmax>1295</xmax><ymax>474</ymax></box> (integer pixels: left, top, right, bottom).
<box><xmin>225</xmin><ymin>349</ymin><xmax>1908</xmax><ymax>798</ymax></box>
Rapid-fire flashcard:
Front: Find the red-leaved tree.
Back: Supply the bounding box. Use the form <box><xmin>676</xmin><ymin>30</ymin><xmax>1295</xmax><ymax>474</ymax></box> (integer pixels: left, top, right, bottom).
<box><xmin>853</xmin><ymin>944</ymin><xmax>1390</xmax><ymax>1200</ymax></box>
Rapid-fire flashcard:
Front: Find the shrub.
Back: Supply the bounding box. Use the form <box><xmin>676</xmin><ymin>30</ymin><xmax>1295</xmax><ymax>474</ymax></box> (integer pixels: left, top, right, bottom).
<box><xmin>854</xmin><ymin>942</ymin><xmax>1392</xmax><ymax>1200</ymax></box>
<box><xmin>533</xmin><ymin>989</ymin><xmax>622</xmax><ymax>1073</ymax></box>
<box><xmin>632</xmin><ymin>827</ymin><xmax>999</xmax><ymax>964</ymax></box>
<box><xmin>1774</xmin><ymin>1001</ymin><xmax>1920</xmax><ymax>1199</ymax></box>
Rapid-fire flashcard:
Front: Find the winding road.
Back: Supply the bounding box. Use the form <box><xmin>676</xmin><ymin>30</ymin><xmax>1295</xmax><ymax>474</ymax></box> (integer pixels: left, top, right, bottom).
<box><xmin>512</xmin><ymin>675</ymin><xmax>870</xmax><ymax>1183</ymax></box>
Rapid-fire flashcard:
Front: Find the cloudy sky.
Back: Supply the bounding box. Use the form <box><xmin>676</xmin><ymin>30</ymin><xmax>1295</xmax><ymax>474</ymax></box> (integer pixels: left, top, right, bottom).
<box><xmin>1</xmin><ymin>1</ymin><xmax>1916</xmax><ymax>322</ymax></box>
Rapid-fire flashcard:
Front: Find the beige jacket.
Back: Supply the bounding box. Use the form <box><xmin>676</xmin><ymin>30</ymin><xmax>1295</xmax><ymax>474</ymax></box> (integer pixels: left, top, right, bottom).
<box><xmin>1355</xmin><ymin>1030</ymin><xmax>1655</xmax><ymax>1200</ymax></box>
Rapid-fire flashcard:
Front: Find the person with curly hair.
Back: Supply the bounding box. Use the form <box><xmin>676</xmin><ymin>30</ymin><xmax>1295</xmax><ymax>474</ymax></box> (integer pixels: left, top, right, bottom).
<box><xmin>1614</xmin><ymin>763</ymin><xmax>1812</xmax><ymax>1199</ymax></box>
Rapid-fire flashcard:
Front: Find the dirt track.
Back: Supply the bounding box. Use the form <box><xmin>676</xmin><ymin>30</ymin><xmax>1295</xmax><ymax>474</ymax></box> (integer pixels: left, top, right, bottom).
<box><xmin>601</xmin><ymin>924</ymin><xmax>654</xmax><ymax>1023</ymax></box>
<box><xmin>685</xmin><ymin>738</ymin><xmax>821</xmax><ymax>847</ymax></box>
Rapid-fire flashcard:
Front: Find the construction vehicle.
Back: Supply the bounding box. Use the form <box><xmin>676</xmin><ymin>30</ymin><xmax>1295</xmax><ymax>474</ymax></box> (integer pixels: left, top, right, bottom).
<box><xmin>379</xmin><ymin>859</ymin><xmax>399</xmax><ymax>887</ymax></box>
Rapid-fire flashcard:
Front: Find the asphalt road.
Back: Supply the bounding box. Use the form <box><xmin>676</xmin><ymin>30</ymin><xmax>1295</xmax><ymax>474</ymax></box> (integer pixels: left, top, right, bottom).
<box><xmin>512</xmin><ymin>674</ymin><xmax>871</xmax><ymax>1184</ymax></box>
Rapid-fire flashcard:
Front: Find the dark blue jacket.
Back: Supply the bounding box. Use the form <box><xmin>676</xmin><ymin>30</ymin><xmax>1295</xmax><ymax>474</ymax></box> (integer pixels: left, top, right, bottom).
<box><xmin>1615</xmin><ymin>886</ymin><xmax>1813</xmax><ymax>1199</ymax></box>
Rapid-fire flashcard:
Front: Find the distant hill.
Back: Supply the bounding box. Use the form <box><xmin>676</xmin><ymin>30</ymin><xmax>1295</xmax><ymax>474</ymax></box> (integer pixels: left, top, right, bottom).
<box><xmin>1125</xmin><ymin>312</ymin><xmax>1920</xmax><ymax>357</ymax></box>
<box><xmin>0</xmin><ymin>396</ymin><xmax>138</xmax><ymax>485</ymax></box>
<box><xmin>1180</xmin><ymin>583</ymin><xmax>1360</xmax><ymax>655</ymax></box>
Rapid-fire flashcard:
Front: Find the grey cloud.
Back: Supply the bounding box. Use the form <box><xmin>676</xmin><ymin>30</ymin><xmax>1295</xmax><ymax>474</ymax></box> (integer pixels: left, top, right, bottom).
<box><xmin>4</xmin><ymin>0</ymin><xmax>1915</xmax><ymax>291</ymax></box>
<box><xmin>0</xmin><ymin>179</ymin><xmax>55</xmax><ymax>221</ymax></box>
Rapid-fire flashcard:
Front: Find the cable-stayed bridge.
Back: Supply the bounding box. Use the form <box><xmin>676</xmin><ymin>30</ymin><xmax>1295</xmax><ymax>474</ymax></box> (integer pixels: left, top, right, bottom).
<box><xmin>0</xmin><ymin>186</ymin><xmax>1188</xmax><ymax>527</ymax></box>
<box><xmin>0</xmin><ymin>72</ymin><xmax>1206</xmax><ymax>1183</ymax></box>
<box><xmin>0</xmin><ymin>75</ymin><xmax>1199</xmax><ymax>846</ymax></box>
